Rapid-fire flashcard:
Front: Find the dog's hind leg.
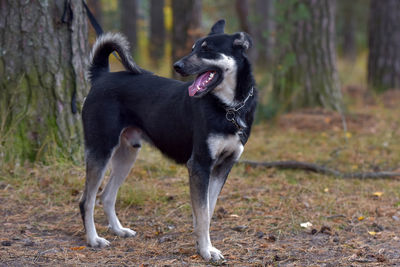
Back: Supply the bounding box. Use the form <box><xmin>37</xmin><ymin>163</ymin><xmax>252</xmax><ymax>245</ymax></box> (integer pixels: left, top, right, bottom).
<box><xmin>80</xmin><ymin>156</ymin><xmax>110</xmax><ymax>247</ymax></box>
<box><xmin>101</xmin><ymin>128</ymin><xmax>141</xmax><ymax>237</ymax></box>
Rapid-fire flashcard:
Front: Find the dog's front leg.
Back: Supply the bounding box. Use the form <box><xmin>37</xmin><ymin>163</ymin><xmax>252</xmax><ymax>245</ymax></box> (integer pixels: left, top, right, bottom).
<box><xmin>187</xmin><ymin>157</ymin><xmax>224</xmax><ymax>261</ymax></box>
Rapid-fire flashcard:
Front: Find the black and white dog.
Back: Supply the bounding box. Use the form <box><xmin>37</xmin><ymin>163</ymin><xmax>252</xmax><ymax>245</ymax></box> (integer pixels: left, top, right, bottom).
<box><xmin>80</xmin><ymin>20</ymin><xmax>257</xmax><ymax>261</ymax></box>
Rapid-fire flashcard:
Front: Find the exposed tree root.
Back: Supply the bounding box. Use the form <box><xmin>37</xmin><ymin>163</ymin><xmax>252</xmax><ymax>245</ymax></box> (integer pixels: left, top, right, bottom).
<box><xmin>240</xmin><ymin>160</ymin><xmax>400</xmax><ymax>179</ymax></box>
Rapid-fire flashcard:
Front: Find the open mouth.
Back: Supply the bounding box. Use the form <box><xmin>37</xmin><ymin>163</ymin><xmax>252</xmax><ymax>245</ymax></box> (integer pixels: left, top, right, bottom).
<box><xmin>188</xmin><ymin>71</ymin><xmax>219</xmax><ymax>97</ymax></box>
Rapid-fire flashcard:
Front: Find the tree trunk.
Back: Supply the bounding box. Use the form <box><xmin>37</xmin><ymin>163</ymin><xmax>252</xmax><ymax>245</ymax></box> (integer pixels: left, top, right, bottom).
<box><xmin>367</xmin><ymin>0</ymin><xmax>400</xmax><ymax>92</ymax></box>
<box><xmin>149</xmin><ymin>0</ymin><xmax>165</xmax><ymax>65</ymax></box>
<box><xmin>235</xmin><ymin>0</ymin><xmax>256</xmax><ymax>62</ymax></box>
<box><xmin>272</xmin><ymin>0</ymin><xmax>342</xmax><ymax>112</ymax></box>
<box><xmin>171</xmin><ymin>0</ymin><xmax>202</xmax><ymax>79</ymax></box>
<box><xmin>119</xmin><ymin>0</ymin><xmax>138</xmax><ymax>54</ymax></box>
<box><xmin>87</xmin><ymin>0</ymin><xmax>103</xmax><ymax>26</ymax></box>
<box><xmin>87</xmin><ymin>0</ymin><xmax>103</xmax><ymax>42</ymax></box>
<box><xmin>340</xmin><ymin>1</ymin><xmax>356</xmax><ymax>60</ymax></box>
<box><xmin>250</xmin><ymin>0</ymin><xmax>274</xmax><ymax>68</ymax></box>
<box><xmin>0</xmin><ymin>0</ymin><xmax>89</xmax><ymax>161</ymax></box>
<box><xmin>236</xmin><ymin>0</ymin><xmax>251</xmax><ymax>33</ymax></box>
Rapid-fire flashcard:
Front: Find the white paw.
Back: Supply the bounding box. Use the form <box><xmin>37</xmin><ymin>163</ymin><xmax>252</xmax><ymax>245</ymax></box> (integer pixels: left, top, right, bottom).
<box><xmin>87</xmin><ymin>236</ymin><xmax>110</xmax><ymax>248</ymax></box>
<box><xmin>111</xmin><ymin>227</ymin><xmax>137</xmax><ymax>238</ymax></box>
<box><xmin>199</xmin><ymin>246</ymin><xmax>225</xmax><ymax>262</ymax></box>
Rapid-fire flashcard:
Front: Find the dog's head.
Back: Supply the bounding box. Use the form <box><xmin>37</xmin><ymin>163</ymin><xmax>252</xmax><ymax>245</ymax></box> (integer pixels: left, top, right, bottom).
<box><xmin>174</xmin><ymin>19</ymin><xmax>252</xmax><ymax>98</ymax></box>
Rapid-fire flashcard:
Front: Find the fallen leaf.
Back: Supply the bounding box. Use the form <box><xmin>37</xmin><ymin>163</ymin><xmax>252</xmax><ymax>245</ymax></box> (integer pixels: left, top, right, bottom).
<box><xmin>70</xmin><ymin>246</ymin><xmax>85</xmax><ymax>251</ymax></box>
<box><xmin>368</xmin><ymin>231</ymin><xmax>376</xmax><ymax>236</ymax></box>
<box><xmin>230</xmin><ymin>214</ymin><xmax>239</xmax><ymax>218</ymax></box>
<box><xmin>358</xmin><ymin>216</ymin><xmax>365</xmax><ymax>221</ymax></box>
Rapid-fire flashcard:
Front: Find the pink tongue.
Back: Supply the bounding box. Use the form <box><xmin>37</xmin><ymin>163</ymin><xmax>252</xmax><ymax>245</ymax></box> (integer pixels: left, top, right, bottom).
<box><xmin>188</xmin><ymin>71</ymin><xmax>212</xmax><ymax>96</ymax></box>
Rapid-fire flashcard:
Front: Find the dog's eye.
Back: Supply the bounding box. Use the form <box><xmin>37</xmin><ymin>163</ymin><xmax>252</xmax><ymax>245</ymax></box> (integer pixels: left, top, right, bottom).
<box><xmin>201</xmin><ymin>43</ymin><xmax>212</xmax><ymax>52</ymax></box>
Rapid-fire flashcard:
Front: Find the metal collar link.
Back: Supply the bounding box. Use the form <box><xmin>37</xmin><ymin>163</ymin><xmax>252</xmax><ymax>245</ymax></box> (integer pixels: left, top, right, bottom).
<box><xmin>225</xmin><ymin>87</ymin><xmax>254</xmax><ymax>130</ymax></box>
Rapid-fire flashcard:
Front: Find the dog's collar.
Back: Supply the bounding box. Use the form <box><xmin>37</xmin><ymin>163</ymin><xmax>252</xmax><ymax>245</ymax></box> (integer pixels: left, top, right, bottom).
<box><xmin>225</xmin><ymin>87</ymin><xmax>254</xmax><ymax>143</ymax></box>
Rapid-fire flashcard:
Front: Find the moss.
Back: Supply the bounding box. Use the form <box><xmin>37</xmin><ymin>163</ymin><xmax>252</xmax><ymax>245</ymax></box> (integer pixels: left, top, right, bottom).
<box><xmin>26</xmin><ymin>67</ymin><xmax>40</xmax><ymax>88</ymax></box>
<box><xmin>41</xmin><ymin>71</ymin><xmax>54</xmax><ymax>89</ymax></box>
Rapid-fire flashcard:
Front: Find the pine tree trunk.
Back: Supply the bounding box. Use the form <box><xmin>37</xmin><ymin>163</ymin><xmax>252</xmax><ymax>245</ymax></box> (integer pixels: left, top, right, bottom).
<box><xmin>119</xmin><ymin>0</ymin><xmax>138</xmax><ymax>54</ymax></box>
<box><xmin>171</xmin><ymin>0</ymin><xmax>202</xmax><ymax>79</ymax></box>
<box><xmin>235</xmin><ymin>0</ymin><xmax>257</xmax><ymax>62</ymax></box>
<box><xmin>87</xmin><ymin>0</ymin><xmax>103</xmax><ymax>42</ymax></box>
<box><xmin>368</xmin><ymin>0</ymin><xmax>400</xmax><ymax>92</ymax></box>
<box><xmin>87</xmin><ymin>0</ymin><xmax>103</xmax><ymax>26</ymax></box>
<box><xmin>251</xmin><ymin>0</ymin><xmax>274</xmax><ymax>68</ymax></box>
<box><xmin>338</xmin><ymin>0</ymin><xmax>356</xmax><ymax>60</ymax></box>
<box><xmin>149</xmin><ymin>0</ymin><xmax>165</xmax><ymax>65</ymax></box>
<box><xmin>0</xmin><ymin>0</ymin><xmax>89</xmax><ymax>161</ymax></box>
<box><xmin>272</xmin><ymin>0</ymin><xmax>342</xmax><ymax>112</ymax></box>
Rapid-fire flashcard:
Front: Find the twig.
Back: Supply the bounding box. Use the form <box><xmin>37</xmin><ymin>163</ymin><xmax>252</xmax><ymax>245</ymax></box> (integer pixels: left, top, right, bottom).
<box><xmin>240</xmin><ymin>160</ymin><xmax>400</xmax><ymax>179</ymax></box>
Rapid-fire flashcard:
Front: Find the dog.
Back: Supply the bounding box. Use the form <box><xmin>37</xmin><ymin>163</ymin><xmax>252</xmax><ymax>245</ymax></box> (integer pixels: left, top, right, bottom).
<box><xmin>79</xmin><ymin>19</ymin><xmax>257</xmax><ymax>261</ymax></box>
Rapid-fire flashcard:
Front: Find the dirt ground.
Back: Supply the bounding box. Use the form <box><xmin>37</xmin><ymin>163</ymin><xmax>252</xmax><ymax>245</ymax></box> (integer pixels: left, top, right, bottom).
<box><xmin>1</xmin><ymin>90</ymin><xmax>400</xmax><ymax>266</ymax></box>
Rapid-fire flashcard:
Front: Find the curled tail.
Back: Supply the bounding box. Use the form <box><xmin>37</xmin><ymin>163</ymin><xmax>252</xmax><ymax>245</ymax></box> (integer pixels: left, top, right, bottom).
<box><xmin>89</xmin><ymin>32</ymin><xmax>141</xmax><ymax>82</ymax></box>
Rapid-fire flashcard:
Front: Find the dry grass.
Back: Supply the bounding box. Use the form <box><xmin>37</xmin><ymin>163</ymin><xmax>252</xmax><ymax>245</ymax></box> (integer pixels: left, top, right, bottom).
<box><xmin>1</xmin><ymin>90</ymin><xmax>400</xmax><ymax>266</ymax></box>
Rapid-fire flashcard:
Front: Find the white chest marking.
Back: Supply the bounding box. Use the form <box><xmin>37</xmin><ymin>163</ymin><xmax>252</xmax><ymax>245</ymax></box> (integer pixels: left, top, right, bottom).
<box><xmin>207</xmin><ymin>134</ymin><xmax>243</xmax><ymax>161</ymax></box>
<box><xmin>201</xmin><ymin>54</ymin><xmax>237</xmax><ymax>106</ymax></box>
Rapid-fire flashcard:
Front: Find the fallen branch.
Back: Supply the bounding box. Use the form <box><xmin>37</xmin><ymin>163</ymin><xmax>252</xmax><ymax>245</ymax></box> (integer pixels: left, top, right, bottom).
<box><xmin>240</xmin><ymin>160</ymin><xmax>400</xmax><ymax>179</ymax></box>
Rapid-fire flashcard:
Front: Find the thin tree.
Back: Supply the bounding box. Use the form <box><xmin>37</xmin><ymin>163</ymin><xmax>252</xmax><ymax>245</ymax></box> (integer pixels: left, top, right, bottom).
<box><xmin>368</xmin><ymin>0</ymin><xmax>400</xmax><ymax>92</ymax></box>
<box><xmin>251</xmin><ymin>0</ymin><xmax>274</xmax><ymax>68</ymax></box>
<box><xmin>87</xmin><ymin>0</ymin><xmax>103</xmax><ymax>42</ymax></box>
<box><xmin>87</xmin><ymin>0</ymin><xmax>103</xmax><ymax>26</ymax></box>
<box><xmin>272</xmin><ymin>0</ymin><xmax>342</xmax><ymax>112</ymax></box>
<box><xmin>235</xmin><ymin>0</ymin><xmax>256</xmax><ymax>62</ymax></box>
<box><xmin>171</xmin><ymin>0</ymin><xmax>202</xmax><ymax>79</ymax></box>
<box><xmin>119</xmin><ymin>0</ymin><xmax>138</xmax><ymax>54</ymax></box>
<box><xmin>337</xmin><ymin>0</ymin><xmax>357</xmax><ymax>61</ymax></box>
<box><xmin>149</xmin><ymin>0</ymin><xmax>165</xmax><ymax>65</ymax></box>
<box><xmin>0</xmin><ymin>0</ymin><xmax>89</xmax><ymax>161</ymax></box>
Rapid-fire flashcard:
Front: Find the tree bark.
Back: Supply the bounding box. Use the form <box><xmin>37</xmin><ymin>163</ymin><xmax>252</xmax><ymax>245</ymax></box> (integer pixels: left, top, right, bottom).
<box><xmin>87</xmin><ymin>0</ymin><xmax>103</xmax><ymax>42</ymax></box>
<box><xmin>250</xmin><ymin>0</ymin><xmax>274</xmax><ymax>68</ymax></box>
<box><xmin>338</xmin><ymin>0</ymin><xmax>356</xmax><ymax>60</ymax></box>
<box><xmin>235</xmin><ymin>0</ymin><xmax>257</xmax><ymax>63</ymax></box>
<box><xmin>119</xmin><ymin>0</ymin><xmax>138</xmax><ymax>54</ymax></box>
<box><xmin>368</xmin><ymin>0</ymin><xmax>400</xmax><ymax>92</ymax></box>
<box><xmin>272</xmin><ymin>0</ymin><xmax>342</xmax><ymax>112</ymax></box>
<box><xmin>171</xmin><ymin>0</ymin><xmax>202</xmax><ymax>79</ymax></box>
<box><xmin>87</xmin><ymin>0</ymin><xmax>103</xmax><ymax>26</ymax></box>
<box><xmin>236</xmin><ymin>0</ymin><xmax>251</xmax><ymax>33</ymax></box>
<box><xmin>149</xmin><ymin>0</ymin><xmax>165</xmax><ymax>65</ymax></box>
<box><xmin>0</xmin><ymin>0</ymin><xmax>89</xmax><ymax>161</ymax></box>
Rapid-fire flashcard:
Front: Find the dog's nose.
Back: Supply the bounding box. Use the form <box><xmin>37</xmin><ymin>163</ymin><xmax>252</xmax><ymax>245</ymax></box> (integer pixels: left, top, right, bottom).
<box><xmin>173</xmin><ymin>61</ymin><xmax>185</xmax><ymax>73</ymax></box>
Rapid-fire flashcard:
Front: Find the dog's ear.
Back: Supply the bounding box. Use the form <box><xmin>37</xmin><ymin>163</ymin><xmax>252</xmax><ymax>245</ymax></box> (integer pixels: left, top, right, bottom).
<box><xmin>209</xmin><ymin>19</ymin><xmax>225</xmax><ymax>35</ymax></box>
<box><xmin>233</xmin><ymin>32</ymin><xmax>252</xmax><ymax>52</ymax></box>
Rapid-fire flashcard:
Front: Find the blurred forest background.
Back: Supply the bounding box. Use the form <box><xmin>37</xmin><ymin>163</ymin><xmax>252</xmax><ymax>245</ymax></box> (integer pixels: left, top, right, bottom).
<box><xmin>0</xmin><ymin>0</ymin><xmax>399</xmax><ymax>163</ymax></box>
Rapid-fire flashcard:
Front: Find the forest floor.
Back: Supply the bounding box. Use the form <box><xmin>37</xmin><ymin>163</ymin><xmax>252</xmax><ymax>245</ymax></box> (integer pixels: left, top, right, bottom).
<box><xmin>1</xmin><ymin>88</ymin><xmax>400</xmax><ymax>266</ymax></box>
